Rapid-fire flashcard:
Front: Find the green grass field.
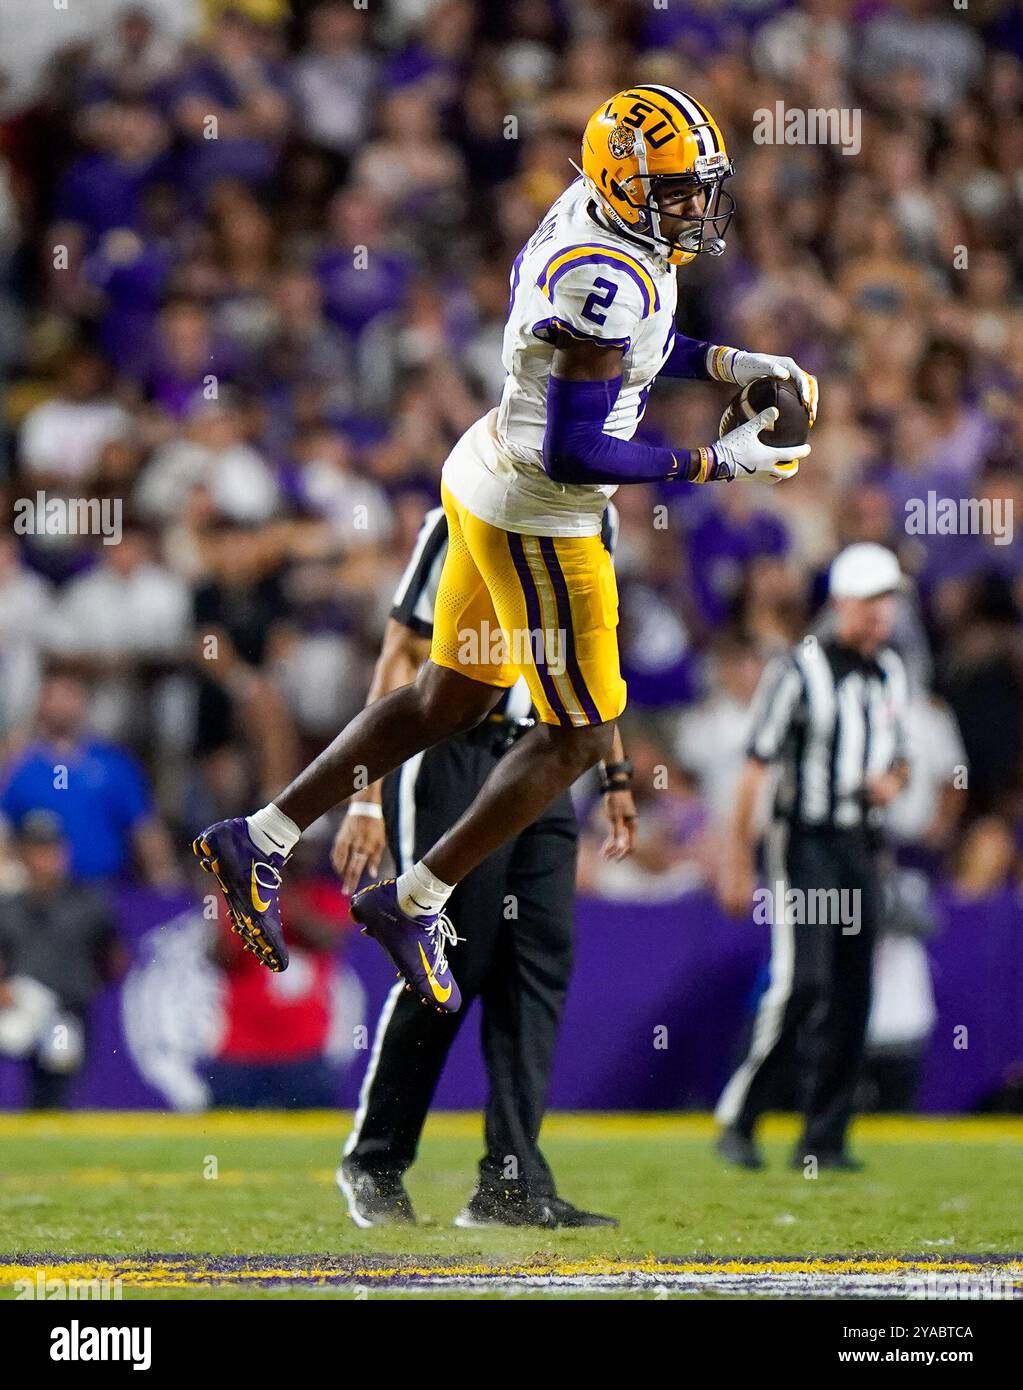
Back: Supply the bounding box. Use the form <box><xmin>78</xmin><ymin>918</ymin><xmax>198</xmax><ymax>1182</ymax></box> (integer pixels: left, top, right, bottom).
<box><xmin>2</xmin><ymin>1112</ymin><xmax>1021</xmax><ymax>1299</ymax></box>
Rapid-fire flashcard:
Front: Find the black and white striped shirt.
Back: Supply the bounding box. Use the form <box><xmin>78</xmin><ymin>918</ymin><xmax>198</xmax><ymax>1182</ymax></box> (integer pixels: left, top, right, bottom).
<box><xmin>746</xmin><ymin>636</ymin><xmax>910</xmax><ymax>831</ymax></box>
<box><xmin>390</xmin><ymin>503</ymin><xmax>619</xmax><ymax>722</ymax></box>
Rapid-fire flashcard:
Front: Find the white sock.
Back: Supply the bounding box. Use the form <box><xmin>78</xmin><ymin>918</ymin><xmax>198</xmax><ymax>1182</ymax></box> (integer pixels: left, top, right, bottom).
<box><xmin>396</xmin><ymin>860</ymin><xmax>454</xmax><ymax>918</ymax></box>
<box><xmin>246</xmin><ymin>804</ymin><xmax>301</xmax><ymax>858</ymax></box>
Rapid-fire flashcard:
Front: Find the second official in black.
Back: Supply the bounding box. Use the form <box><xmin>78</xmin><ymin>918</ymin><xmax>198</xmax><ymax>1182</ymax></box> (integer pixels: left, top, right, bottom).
<box><xmin>332</xmin><ymin>504</ymin><xmax>633</xmax><ymax>1227</ymax></box>
<box><xmin>715</xmin><ymin>543</ymin><xmax>911</xmax><ymax>1172</ymax></box>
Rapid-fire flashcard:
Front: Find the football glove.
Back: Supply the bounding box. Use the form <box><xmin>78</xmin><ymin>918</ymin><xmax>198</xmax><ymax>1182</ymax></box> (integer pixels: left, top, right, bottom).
<box><xmin>712</xmin><ymin>407</ymin><xmax>810</xmax><ymax>483</ymax></box>
<box><xmin>708</xmin><ymin>347</ymin><xmax>819</xmax><ymax>426</ymax></box>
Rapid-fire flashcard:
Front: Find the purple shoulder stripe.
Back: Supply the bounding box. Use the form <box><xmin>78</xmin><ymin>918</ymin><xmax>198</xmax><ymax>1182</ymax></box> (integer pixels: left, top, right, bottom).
<box><xmin>535</xmin><ymin>243</ymin><xmax>659</xmax><ymax>317</ymax></box>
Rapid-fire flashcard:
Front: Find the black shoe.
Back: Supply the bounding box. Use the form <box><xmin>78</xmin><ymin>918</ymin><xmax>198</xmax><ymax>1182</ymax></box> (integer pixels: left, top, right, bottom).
<box><xmin>715</xmin><ymin>1127</ymin><xmax>764</xmax><ymax>1170</ymax></box>
<box><xmin>336</xmin><ymin>1160</ymin><xmax>415</xmax><ymax>1227</ymax></box>
<box><xmin>545</xmin><ymin>1196</ymin><xmax>618</xmax><ymax>1228</ymax></box>
<box><xmin>453</xmin><ymin>1187</ymin><xmax>557</xmax><ymax>1229</ymax></box>
<box><xmin>791</xmin><ymin>1148</ymin><xmax>864</xmax><ymax>1172</ymax></box>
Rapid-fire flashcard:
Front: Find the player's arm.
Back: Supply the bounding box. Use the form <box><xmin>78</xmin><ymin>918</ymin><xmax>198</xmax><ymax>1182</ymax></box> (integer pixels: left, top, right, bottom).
<box><xmin>719</xmin><ymin>756</ymin><xmax>771</xmax><ymax>918</ymax></box>
<box><xmin>333</xmin><ymin>505</ymin><xmax>446</xmax><ymax>890</ymax></box>
<box><xmin>543</xmin><ymin>336</ymin><xmax>808</xmax><ymax>485</ymax></box>
<box><xmin>868</xmin><ymin>652</ymin><xmax>912</xmax><ymax>807</ymax></box>
<box><xmin>331</xmin><ymin>618</ymin><xmax>430</xmax><ymax>893</ymax></box>
<box><xmin>367</xmin><ymin>619</ymin><xmax>431</xmax><ymax>705</ymax></box>
<box><xmin>719</xmin><ymin>654</ymin><xmax>804</xmax><ymax>916</ymax></box>
<box><xmin>661</xmin><ymin>335</ymin><xmax>819</xmax><ymax>425</ymax></box>
<box><xmin>597</xmin><ymin>722</ymin><xmax>637</xmax><ymax>860</ymax></box>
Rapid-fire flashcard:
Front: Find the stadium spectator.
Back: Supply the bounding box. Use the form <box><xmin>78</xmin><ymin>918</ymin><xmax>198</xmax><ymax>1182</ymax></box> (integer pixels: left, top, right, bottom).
<box><xmin>18</xmin><ymin>348</ymin><xmax>130</xmax><ymax>485</ymax></box>
<box><xmin>50</xmin><ymin>97</ymin><xmax>171</xmax><ymax>247</ymax></box>
<box><xmin>290</xmin><ymin>2</ymin><xmax>379</xmax><ymax>176</ymax></box>
<box><xmin>77</xmin><ymin>6</ymin><xmax>181</xmax><ymax>111</ymax></box>
<box><xmin>577</xmin><ymin>728</ymin><xmax>717</xmax><ymax>902</ymax></box>
<box><xmin>290</xmin><ymin>424</ymin><xmax>393</xmax><ymax>546</ymax></box>
<box><xmin>0</xmin><ymin>810</ymin><xmax>122</xmax><ymax>1108</ymax></box>
<box><xmin>886</xmin><ymin>693</ymin><xmax>968</xmax><ymax>874</ymax></box>
<box><xmin>167</xmin><ymin>8</ymin><xmax>292</xmax><ymax>198</ymax></box>
<box><xmin>0</xmin><ymin>534</ymin><xmax>54</xmax><ymax>739</ymax></box>
<box><xmin>135</xmin><ymin>389</ymin><xmax>281</xmax><ymax>523</ymax></box>
<box><xmin>672</xmin><ymin>637</ymin><xmax>766</xmax><ymax>828</ymax></box>
<box><xmin>933</xmin><ymin>573</ymin><xmax>1023</xmax><ymax>825</ymax></box>
<box><xmin>858</xmin><ymin>0</ymin><xmax>985</xmax><ymax>117</ymax></box>
<box><xmin>0</xmin><ymin>672</ymin><xmax>180</xmax><ymax>886</ymax></box>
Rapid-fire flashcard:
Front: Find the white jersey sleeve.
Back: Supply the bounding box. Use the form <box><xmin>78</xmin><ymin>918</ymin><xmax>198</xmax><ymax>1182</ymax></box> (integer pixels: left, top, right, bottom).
<box><xmin>531</xmin><ymin>248</ymin><xmax>657</xmax><ymax>351</ymax></box>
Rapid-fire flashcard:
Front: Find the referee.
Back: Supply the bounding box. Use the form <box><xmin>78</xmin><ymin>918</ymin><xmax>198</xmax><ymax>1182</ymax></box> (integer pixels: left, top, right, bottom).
<box><xmin>715</xmin><ymin>544</ymin><xmax>911</xmax><ymax>1171</ymax></box>
<box><xmin>332</xmin><ymin>503</ymin><xmax>633</xmax><ymax>1227</ymax></box>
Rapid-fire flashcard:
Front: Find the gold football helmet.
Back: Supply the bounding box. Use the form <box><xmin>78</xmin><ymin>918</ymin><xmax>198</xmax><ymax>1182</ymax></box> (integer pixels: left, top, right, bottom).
<box><xmin>579</xmin><ymin>86</ymin><xmax>734</xmax><ymax>266</ymax></box>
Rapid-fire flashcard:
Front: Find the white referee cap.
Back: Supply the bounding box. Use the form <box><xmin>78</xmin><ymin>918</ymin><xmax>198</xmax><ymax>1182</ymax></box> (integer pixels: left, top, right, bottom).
<box><xmin>829</xmin><ymin>543</ymin><xmax>903</xmax><ymax>600</ymax></box>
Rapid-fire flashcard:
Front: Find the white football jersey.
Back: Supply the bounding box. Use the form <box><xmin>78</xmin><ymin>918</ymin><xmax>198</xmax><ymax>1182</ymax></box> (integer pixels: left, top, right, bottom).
<box><xmin>442</xmin><ymin>177</ymin><xmax>678</xmax><ymax>537</ymax></box>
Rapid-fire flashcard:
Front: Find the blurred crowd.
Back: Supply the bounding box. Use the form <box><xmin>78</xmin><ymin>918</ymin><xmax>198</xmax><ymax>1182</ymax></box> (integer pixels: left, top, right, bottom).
<box><xmin>0</xmin><ymin>0</ymin><xmax>1021</xmax><ymax>916</ymax></box>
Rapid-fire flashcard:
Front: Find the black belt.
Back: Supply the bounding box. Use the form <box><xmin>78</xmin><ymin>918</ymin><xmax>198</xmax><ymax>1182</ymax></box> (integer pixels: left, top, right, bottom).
<box><xmin>461</xmin><ymin>713</ymin><xmax>536</xmax><ymax>754</ymax></box>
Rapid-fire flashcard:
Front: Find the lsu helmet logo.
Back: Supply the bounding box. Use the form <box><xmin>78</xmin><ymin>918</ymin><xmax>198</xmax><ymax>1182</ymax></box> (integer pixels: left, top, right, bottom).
<box><xmin>607</xmin><ymin>122</ymin><xmax>636</xmax><ymax>160</ymax></box>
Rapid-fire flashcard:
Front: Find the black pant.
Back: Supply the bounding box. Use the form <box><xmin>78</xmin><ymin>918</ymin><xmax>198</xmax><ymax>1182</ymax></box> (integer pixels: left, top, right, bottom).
<box><xmin>717</xmin><ymin>825</ymin><xmax>881</xmax><ymax>1154</ymax></box>
<box><xmin>346</xmin><ymin>731</ymin><xmax>577</xmax><ymax>1198</ymax></box>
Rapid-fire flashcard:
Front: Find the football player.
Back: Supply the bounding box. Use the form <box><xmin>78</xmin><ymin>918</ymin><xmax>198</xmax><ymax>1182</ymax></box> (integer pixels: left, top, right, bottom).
<box><xmin>193</xmin><ymin>86</ymin><xmax>817</xmax><ymax>1010</ymax></box>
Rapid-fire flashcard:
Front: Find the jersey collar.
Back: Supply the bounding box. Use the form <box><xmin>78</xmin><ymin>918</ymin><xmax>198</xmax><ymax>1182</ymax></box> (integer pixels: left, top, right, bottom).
<box><xmin>825</xmin><ymin>639</ymin><xmax>885</xmax><ymax>682</ymax></box>
<box><xmin>585</xmin><ymin>198</ymin><xmax>670</xmax><ymax>270</ymax></box>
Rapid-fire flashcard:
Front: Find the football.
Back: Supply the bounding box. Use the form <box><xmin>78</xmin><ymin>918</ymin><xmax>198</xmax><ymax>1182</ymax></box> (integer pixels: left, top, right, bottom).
<box><xmin>719</xmin><ymin>375</ymin><xmax>811</xmax><ymax>450</ymax></box>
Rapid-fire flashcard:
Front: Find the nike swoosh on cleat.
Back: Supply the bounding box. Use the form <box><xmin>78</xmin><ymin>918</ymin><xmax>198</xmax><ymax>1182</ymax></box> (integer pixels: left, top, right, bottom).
<box><xmin>408</xmin><ymin>896</ymin><xmax>433</xmax><ymax>912</ymax></box>
<box><xmin>417</xmin><ymin>943</ymin><xmax>452</xmax><ymax>1003</ymax></box>
<box><xmin>251</xmin><ymin>864</ymin><xmax>273</xmax><ymax>913</ymax></box>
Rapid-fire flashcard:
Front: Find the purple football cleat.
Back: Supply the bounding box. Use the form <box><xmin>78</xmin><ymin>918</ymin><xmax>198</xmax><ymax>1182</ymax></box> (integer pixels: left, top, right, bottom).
<box><xmin>192</xmin><ymin>817</ymin><xmax>289</xmax><ymax>972</ymax></box>
<box><xmin>351</xmin><ymin>880</ymin><xmax>462</xmax><ymax>1013</ymax></box>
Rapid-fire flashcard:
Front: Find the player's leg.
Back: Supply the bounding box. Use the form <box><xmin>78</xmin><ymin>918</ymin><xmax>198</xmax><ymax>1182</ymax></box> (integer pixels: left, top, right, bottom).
<box><xmin>463</xmin><ymin>794</ymin><xmax>575</xmax><ymax>1226</ymax></box>
<box><xmin>415</xmin><ymin>502</ymin><xmax>624</xmax><ymax>886</ymax></box>
<box><xmin>339</xmin><ymin>744</ymin><xmax>510</xmax><ymax>1224</ymax></box>
<box><xmin>714</xmin><ymin>830</ymin><xmax>828</xmax><ymax>1168</ymax></box>
<box><xmin>489</xmin><ymin>798</ymin><xmax>617</xmax><ymax>1227</ymax></box>
<box><xmin>487</xmin><ymin>799</ymin><xmax>576</xmax><ymax>1197</ymax></box>
<box><xmin>276</xmin><ymin>481</ymin><xmax>521</xmax><ymax>832</ymax></box>
<box><xmin>424</xmin><ymin>719</ymin><xmax>612</xmax><ymax>885</ymax></box>
<box><xmin>192</xmin><ymin>486</ymin><xmax>511</xmax><ymax>977</ymax></box>
<box><xmin>341</xmin><ymin>869</ymin><xmax>510</xmax><ymax>1221</ymax></box>
<box><xmin>349</xmin><ymin>496</ymin><xmax>625</xmax><ymax>1009</ymax></box>
<box><xmin>798</xmin><ymin>837</ymin><xmax>880</xmax><ymax>1166</ymax></box>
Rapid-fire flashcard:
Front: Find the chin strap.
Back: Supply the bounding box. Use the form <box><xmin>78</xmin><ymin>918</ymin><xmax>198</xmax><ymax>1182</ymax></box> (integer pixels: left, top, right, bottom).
<box><xmin>572</xmin><ymin>159</ymin><xmax>660</xmax><ymax>257</ymax></box>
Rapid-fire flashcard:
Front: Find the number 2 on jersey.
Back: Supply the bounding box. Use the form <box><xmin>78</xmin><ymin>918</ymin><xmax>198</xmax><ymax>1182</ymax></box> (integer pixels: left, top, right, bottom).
<box><xmin>582</xmin><ymin>276</ymin><xmax>618</xmax><ymax>325</ymax></box>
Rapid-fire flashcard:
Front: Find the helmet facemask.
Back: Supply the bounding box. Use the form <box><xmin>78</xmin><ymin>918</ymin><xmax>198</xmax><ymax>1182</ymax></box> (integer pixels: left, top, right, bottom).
<box><xmin>614</xmin><ymin>150</ymin><xmax>735</xmax><ymax>264</ymax></box>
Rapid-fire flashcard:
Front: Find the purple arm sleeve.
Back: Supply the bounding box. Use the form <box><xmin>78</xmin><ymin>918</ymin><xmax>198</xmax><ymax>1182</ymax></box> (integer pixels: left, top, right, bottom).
<box><xmin>660</xmin><ymin>331</ymin><xmax>713</xmax><ymax>379</ymax></box>
<box><xmin>543</xmin><ymin>374</ymin><xmax>713</xmax><ymax>485</ymax></box>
